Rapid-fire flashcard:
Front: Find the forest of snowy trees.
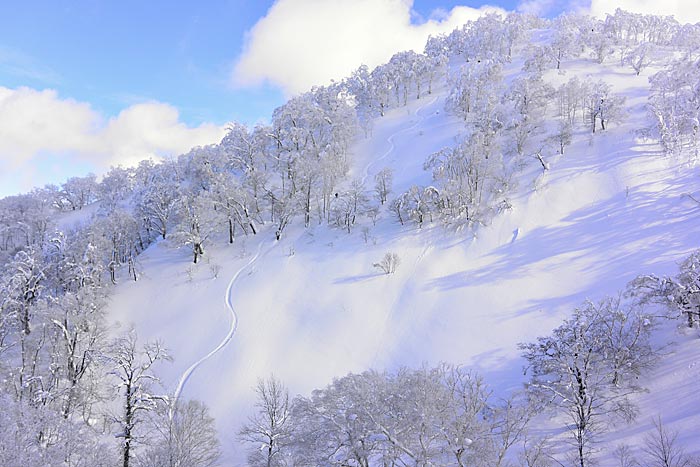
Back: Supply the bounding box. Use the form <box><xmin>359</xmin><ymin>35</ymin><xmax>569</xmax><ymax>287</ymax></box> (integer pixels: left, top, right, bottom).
<box><xmin>1</xmin><ymin>7</ymin><xmax>700</xmax><ymax>467</ymax></box>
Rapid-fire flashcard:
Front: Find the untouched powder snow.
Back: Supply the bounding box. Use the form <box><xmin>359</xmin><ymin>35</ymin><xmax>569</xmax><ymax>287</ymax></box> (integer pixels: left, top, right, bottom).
<box><xmin>107</xmin><ymin>50</ymin><xmax>700</xmax><ymax>464</ymax></box>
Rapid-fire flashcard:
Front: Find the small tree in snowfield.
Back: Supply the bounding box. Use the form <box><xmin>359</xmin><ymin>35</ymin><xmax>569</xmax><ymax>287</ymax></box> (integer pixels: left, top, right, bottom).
<box><xmin>374</xmin><ymin>252</ymin><xmax>400</xmax><ymax>274</ymax></box>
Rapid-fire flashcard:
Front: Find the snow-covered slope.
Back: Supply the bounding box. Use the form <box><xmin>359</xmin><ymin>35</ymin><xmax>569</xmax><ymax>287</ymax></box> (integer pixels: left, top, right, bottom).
<box><xmin>107</xmin><ymin>43</ymin><xmax>700</xmax><ymax>465</ymax></box>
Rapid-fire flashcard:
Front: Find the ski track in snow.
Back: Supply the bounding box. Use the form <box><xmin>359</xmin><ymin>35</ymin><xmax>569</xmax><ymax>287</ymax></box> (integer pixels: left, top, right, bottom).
<box><xmin>361</xmin><ymin>95</ymin><xmax>438</xmax><ymax>368</ymax></box>
<box><xmin>171</xmin><ymin>239</ymin><xmax>269</xmax><ymax>411</ymax></box>
<box><xmin>360</xmin><ymin>94</ymin><xmax>440</xmax><ymax>186</ymax></box>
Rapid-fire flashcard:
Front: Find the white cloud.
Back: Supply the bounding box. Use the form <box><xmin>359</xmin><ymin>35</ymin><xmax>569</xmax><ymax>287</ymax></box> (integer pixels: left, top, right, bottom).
<box><xmin>516</xmin><ymin>0</ymin><xmax>571</xmax><ymax>17</ymax></box>
<box><xmin>589</xmin><ymin>0</ymin><xmax>700</xmax><ymax>24</ymax></box>
<box><xmin>232</xmin><ymin>0</ymin><xmax>505</xmax><ymax>96</ymax></box>
<box><xmin>516</xmin><ymin>0</ymin><xmax>589</xmax><ymax>17</ymax></box>
<box><xmin>100</xmin><ymin>102</ymin><xmax>224</xmax><ymax>168</ymax></box>
<box><xmin>0</xmin><ymin>86</ymin><xmax>225</xmax><ymax>196</ymax></box>
<box><xmin>517</xmin><ymin>0</ymin><xmax>558</xmax><ymax>16</ymax></box>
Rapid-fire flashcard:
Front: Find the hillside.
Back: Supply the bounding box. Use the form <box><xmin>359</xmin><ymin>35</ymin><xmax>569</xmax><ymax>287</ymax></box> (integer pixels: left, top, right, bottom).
<box><xmin>108</xmin><ymin>27</ymin><xmax>700</xmax><ymax>467</ymax></box>
<box><xmin>2</xmin><ymin>10</ymin><xmax>700</xmax><ymax>467</ymax></box>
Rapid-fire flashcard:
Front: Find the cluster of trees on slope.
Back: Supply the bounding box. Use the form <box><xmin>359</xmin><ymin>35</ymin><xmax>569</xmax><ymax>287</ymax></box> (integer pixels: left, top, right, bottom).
<box><xmin>0</xmin><ymin>223</ymin><xmax>220</xmax><ymax>465</ymax></box>
<box><xmin>3</xmin><ymin>8</ymin><xmax>696</xmax><ymax>268</ymax></box>
<box><xmin>239</xmin><ymin>250</ymin><xmax>700</xmax><ymax>467</ymax></box>
<box><xmin>0</xmin><ymin>166</ymin><xmax>227</xmax><ymax>465</ymax></box>
<box><xmin>389</xmin><ymin>8</ymin><xmax>700</xmax><ymax>232</ymax></box>
<box><xmin>391</xmin><ymin>13</ymin><xmax>644</xmax><ymax>231</ymax></box>
<box><xmin>0</xmin><ymin>13</ymin><xmax>538</xmax><ymax>273</ymax></box>
<box><xmin>530</xmin><ymin>8</ymin><xmax>700</xmax><ymax>160</ymax></box>
<box><xmin>0</xmin><ymin>289</ymin><xmax>221</xmax><ymax>467</ymax></box>
<box><xmin>649</xmin><ymin>55</ymin><xmax>700</xmax><ymax>158</ymax></box>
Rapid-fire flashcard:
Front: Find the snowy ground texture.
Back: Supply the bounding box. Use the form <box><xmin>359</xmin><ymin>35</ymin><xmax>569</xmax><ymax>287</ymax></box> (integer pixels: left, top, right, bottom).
<box><xmin>108</xmin><ymin>38</ymin><xmax>700</xmax><ymax>465</ymax></box>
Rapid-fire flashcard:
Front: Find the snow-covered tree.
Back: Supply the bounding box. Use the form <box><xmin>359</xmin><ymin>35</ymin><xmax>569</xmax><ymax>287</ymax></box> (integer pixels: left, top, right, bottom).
<box><xmin>105</xmin><ymin>330</ymin><xmax>170</xmax><ymax>467</ymax></box>
<box><xmin>291</xmin><ymin>372</ymin><xmax>381</xmax><ymax>467</ymax></box>
<box><xmin>585</xmin><ymin>81</ymin><xmax>626</xmax><ymax>133</ymax></box>
<box><xmin>436</xmin><ymin>366</ymin><xmax>494</xmax><ymax>467</ymax></box>
<box><xmin>649</xmin><ymin>56</ymin><xmax>700</xmax><ymax>158</ymax></box>
<box><xmin>220</xmin><ymin>122</ymin><xmax>266</xmax><ymax>175</ymax></box>
<box><xmin>239</xmin><ymin>376</ymin><xmax>292</xmax><ymax>467</ymax></box>
<box><xmin>505</xmin><ymin>75</ymin><xmax>553</xmax><ymax>156</ymax></box>
<box><xmin>99</xmin><ymin>166</ymin><xmax>135</xmax><ymax>213</ymax></box>
<box><xmin>641</xmin><ymin>417</ymin><xmax>697</xmax><ymax>467</ymax></box>
<box><xmin>557</xmin><ymin>77</ymin><xmax>589</xmax><ymax>127</ymax></box>
<box><xmin>269</xmin><ymin>87</ymin><xmax>357</xmax><ymax>228</ymax></box>
<box><xmin>92</xmin><ymin>209</ymin><xmax>142</xmax><ymax>283</ymax></box>
<box><xmin>446</xmin><ymin>60</ymin><xmax>503</xmax><ymax>121</ymax></box>
<box><xmin>59</xmin><ymin>174</ymin><xmax>99</xmax><ymax>211</ymax></box>
<box><xmin>520</xmin><ymin>297</ymin><xmax>656</xmax><ymax>467</ymax></box>
<box><xmin>1</xmin><ymin>247</ymin><xmax>45</xmax><ymax>334</ymax></box>
<box><xmin>586</xmin><ymin>20</ymin><xmax>615</xmax><ymax>64</ymax></box>
<box><xmin>332</xmin><ymin>180</ymin><xmax>370</xmax><ymax>233</ymax></box>
<box><xmin>550</xmin><ymin>13</ymin><xmax>586</xmax><ymax>69</ymax></box>
<box><xmin>423</xmin><ymin>35</ymin><xmax>449</xmax><ymax>94</ymax></box>
<box><xmin>211</xmin><ymin>172</ymin><xmax>258</xmax><ymax>244</ymax></box>
<box><xmin>624</xmin><ymin>42</ymin><xmax>656</xmax><ymax>75</ymax></box>
<box><xmin>48</xmin><ymin>288</ymin><xmax>108</xmax><ymax>419</ymax></box>
<box><xmin>672</xmin><ymin>23</ymin><xmax>700</xmax><ymax>59</ymax></box>
<box><xmin>172</xmin><ymin>192</ymin><xmax>218</xmax><ymax>264</ymax></box>
<box><xmin>0</xmin><ymin>392</ymin><xmax>115</xmax><ymax>467</ymax></box>
<box><xmin>394</xmin><ymin>185</ymin><xmax>441</xmax><ymax>228</ymax></box>
<box><xmin>373</xmin><ymin>252</ymin><xmax>400</xmax><ymax>275</ymax></box>
<box><xmin>138</xmin><ymin>398</ymin><xmax>220</xmax><ymax>467</ymax></box>
<box><xmin>134</xmin><ymin>161</ymin><xmax>182</xmax><ymax>241</ymax></box>
<box><xmin>422</xmin><ymin>131</ymin><xmax>510</xmax><ymax>227</ymax></box>
<box><xmin>627</xmin><ymin>250</ymin><xmax>700</xmax><ymax>328</ymax></box>
<box><xmin>0</xmin><ymin>191</ymin><xmax>53</xmax><ymax>259</ymax></box>
<box><xmin>374</xmin><ymin>167</ymin><xmax>393</xmax><ymax>205</ymax></box>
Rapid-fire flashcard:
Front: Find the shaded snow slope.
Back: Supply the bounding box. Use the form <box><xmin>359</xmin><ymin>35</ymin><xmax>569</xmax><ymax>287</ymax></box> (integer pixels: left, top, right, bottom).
<box><xmin>107</xmin><ymin>54</ymin><xmax>700</xmax><ymax>464</ymax></box>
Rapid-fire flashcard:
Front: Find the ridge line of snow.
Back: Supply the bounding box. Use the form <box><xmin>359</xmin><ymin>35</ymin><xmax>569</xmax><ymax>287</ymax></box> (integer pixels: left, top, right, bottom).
<box><xmin>170</xmin><ymin>239</ymin><xmax>268</xmax><ymax>414</ymax></box>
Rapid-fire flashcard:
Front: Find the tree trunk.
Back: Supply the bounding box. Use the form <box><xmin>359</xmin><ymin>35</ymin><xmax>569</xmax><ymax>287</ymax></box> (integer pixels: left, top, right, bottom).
<box><xmin>129</xmin><ymin>257</ymin><xmax>137</xmax><ymax>281</ymax></box>
<box><xmin>193</xmin><ymin>243</ymin><xmax>204</xmax><ymax>264</ymax></box>
<box><xmin>123</xmin><ymin>384</ymin><xmax>133</xmax><ymax>467</ymax></box>
<box><xmin>22</xmin><ymin>305</ymin><xmax>30</xmax><ymax>335</ymax></box>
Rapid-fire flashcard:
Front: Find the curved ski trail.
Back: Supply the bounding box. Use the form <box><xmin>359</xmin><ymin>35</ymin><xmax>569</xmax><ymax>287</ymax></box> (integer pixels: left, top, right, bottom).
<box><xmin>360</xmin><ymin>94</ymin><xmax>440</xmax><ymax>186</ymax></box>
<box><xmin>171</xmin><ymin>239</ymin><xmax>270</xmax><ymax>412</ymax></box>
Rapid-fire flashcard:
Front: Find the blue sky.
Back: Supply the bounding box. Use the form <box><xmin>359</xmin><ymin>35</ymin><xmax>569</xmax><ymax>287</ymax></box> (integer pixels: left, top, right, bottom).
<box><xmin>3</xmin><ymin>0</ymin><xmax>691</xmax><ymax>197</ymax></box>
<box><xmin>0</xmin><ymin>1</ymin><xmax>285</xmax><ymax>126</ymax></box>
<box><xmin>0</xmin><ymin>0</ymin><xmax>530</xmax><ymax>127</ymax></box>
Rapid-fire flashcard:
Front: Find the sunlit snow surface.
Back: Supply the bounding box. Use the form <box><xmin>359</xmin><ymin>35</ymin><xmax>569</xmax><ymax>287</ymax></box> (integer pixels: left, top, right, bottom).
<box><xmin>108</xmin><ymin>49</ymin><xmax>700</xmax><ymax>465</ymax></box>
